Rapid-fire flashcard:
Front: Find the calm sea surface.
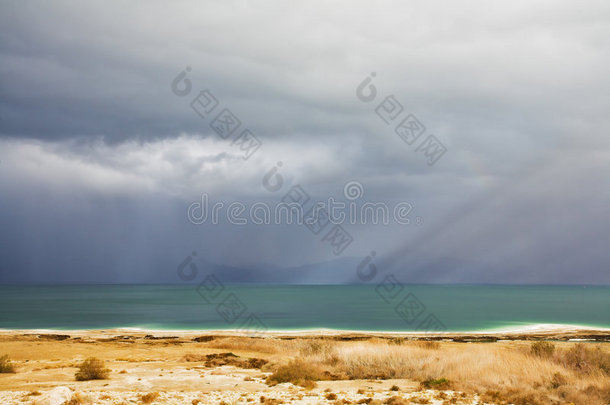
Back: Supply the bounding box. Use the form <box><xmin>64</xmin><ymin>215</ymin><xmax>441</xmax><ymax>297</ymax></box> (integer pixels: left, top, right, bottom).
<box><xmin>0</xmin><ymin>285</ymin><xmax>608</xmax><ymax>331</ymax></box>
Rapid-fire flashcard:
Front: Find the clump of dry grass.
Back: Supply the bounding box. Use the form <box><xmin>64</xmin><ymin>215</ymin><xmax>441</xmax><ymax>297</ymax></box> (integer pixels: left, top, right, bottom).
<box><xmin>384</xmin><ymin>396</ymin><xmax>409</xmax><ymax>404</ymax></box>
<box><xmin>325</xmin><ymin>392</ymin><xmax>337</xmax><ymax>400</ymax></box>
<box><xmin>0</xmin><ymin>354</ymin><xmax>16</xmax><ymax>373</ymax></box>
<box><xmin>420</xmin><ymin>377</ymin><xmax>451</xmax><ymax>390</ymax></box>
<box><xmin>562</xmin><ymin>384</ymin><xmax>610</xmax><ymax>405</ymax></box>
<box><xmin>388</xmin><ymin>337</ymin><xmax>405</xmax><ymax>345</ymax></box>
<box><xmin>259</xmin><ymin>395</ymin><xmax>284</xmax><ymax>404</ymax></box>
<box><xmin>266</xmin><ymin>359</ymin><xmax>324</xmax><ymax>388</ymax></box>
<box><xmin>556</xmin><ymin>343</ymin><xmax>610</xmax><ymax>375</ymax></box>
<box><xmin>182</xmin><ymin>352</ymin><xmax>268</xmax><ymax>369</ymax></box>
<box><xmin>480</xmin><ymin>388</ymin><xmax>551</xmax><ymax>405</ymax></box>
<box><xmin>63</xmin><ymin>392</ymin><xmax>93</xmax><ymax>405</ymax></box>
<box><xmin>75</xmin><ymin>357</ymin><xmax>109</xmax><ymax>381</ymax></box>
<box><xmin>140</xmin><ymin>392</ymin><xmax>159</xmax><ymax>404</ymax></box>
<box><xmin>203</xmin><ymin>337</ymin><xmax>289</xmax><ymax>354</ymax></box>
<box><xmin>550</xmin><ymin>371</ymin><xmax>568</xmax><ymax>388</ymax></box>
<box><xmin>0</xmin><ymin>355</ymin><xmax>16</xmax><ymax>373</ymax></box>
<box><xmin>530</xmin><ymin>341</ymin><xmax>555</xmax><ymax>357</ymax></box>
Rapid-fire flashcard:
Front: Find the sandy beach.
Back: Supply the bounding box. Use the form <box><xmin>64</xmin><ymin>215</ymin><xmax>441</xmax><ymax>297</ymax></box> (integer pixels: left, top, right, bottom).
<box><xmin>0</xmin><ymin>326</ymin><xmax>608</xmax><ymax>405</ymax></box>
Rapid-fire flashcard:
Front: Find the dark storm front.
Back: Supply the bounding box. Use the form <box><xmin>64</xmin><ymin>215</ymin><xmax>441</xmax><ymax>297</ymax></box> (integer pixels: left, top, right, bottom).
<box><xmin>180</xmin><ymin>164</ymin><xmax>445</xmax><ymax>333</ymax></box>
<box><xmin>356</xmin><ymin>72</ymin><xmax>448</xmax><ymax>167</ymax></box>
<box><xmin>171</xmin><ymin>66</ymin><xmax>263</xmax><ymax>160</ymax></box>
<box><xmin>170</xmin><ymin>66</ymin><xmax>354</xmax><ymax>256</ymax></box>
<box><xmin>170</xmin><ymin>67</ymin><xmax>447</xmax><ymax>334</ymax></box>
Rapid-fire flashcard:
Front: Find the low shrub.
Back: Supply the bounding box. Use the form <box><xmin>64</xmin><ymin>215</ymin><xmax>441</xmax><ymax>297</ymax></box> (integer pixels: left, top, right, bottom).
<box><xmin>0</xmin><ymin>354</ymin><xmax>15</xmax><ymax>373</ymax></box>
<box><xmin>384</xmin><ymin>397</ymin><xmax>409</xmax><ymax>405</ymax></box>
<box><xmin>140</xmin><ymin>392</ymin><xmax>159</xmax><ymax>404</ymax></box>
<box><xmin>266</xmin><ymin>359</ymin><xmax>323</xmax><ymax>388</ymax></box>
<box><xmin>420</xmin><ymin>377</ymin><xmax>451</xmax><ymax>390</ymax></box>
<box><xmin>259</xmin><ymin>396</ymin><xmax>284</xmax><ymax>404</ymax></box>
<box><xmin>558</xmin><ymin>343</ymin><xmax>610</xmax><ymax>375</ymax></box>
<box><xmin>550</xmin><ymin>372</ymin><xmax>567</xmax><ymax>388</ymax></box>
<box><xmin>64</xmin><ymin>392</ymin><xmax>92</xmax><ymax>405</ymax></box>
<box><xmin>530</xmin><ymin>341</ymin><xmax>555</xmax><ymax>358</ymax></box>
<box><xmin>75</xmin><ymin>357</ymin><xmax>109</xmax><ymax>381</ymax></box>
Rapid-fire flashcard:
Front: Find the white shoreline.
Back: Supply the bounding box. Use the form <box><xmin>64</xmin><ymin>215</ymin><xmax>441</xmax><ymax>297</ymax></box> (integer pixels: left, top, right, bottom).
<box><xmin>1</xmin><ymin>323</ymin><xmax>609</xmax><ymax>337</ymax></box>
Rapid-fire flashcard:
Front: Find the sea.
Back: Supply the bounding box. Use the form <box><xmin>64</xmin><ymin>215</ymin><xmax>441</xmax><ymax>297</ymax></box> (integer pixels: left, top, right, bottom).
<box><xmin>0</xmin><ymin>284</ymin><xmax>608</xmax><ymax>332</ymax></box>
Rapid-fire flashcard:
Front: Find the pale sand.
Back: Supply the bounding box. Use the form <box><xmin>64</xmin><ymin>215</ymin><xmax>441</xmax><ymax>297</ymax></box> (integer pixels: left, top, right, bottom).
<box><xmin>0</xmin><ymin>387</ymin><xmax>477</xmax><ymax>405</ymax></box>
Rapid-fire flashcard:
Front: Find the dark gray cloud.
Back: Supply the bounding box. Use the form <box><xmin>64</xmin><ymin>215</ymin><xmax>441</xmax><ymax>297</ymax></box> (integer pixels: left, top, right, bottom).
<box><xmin>1</xmin><ymin>0</ymin><xmax>609</xmax><ymax>284</ymax></box>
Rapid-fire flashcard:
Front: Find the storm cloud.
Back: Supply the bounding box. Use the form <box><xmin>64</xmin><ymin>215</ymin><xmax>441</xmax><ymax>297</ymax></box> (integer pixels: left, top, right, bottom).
<box><xmin>1</xmin><ymin>0</ymin><xmax>609</xmax><ymax>284</ymax></box>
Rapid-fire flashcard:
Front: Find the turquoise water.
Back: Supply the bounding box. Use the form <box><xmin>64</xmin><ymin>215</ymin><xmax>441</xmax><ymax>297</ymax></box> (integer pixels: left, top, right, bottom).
<box><xmin>0</xmin><ymin>285</ymin><xmax>608</xmax><ymax>331</ymax></box>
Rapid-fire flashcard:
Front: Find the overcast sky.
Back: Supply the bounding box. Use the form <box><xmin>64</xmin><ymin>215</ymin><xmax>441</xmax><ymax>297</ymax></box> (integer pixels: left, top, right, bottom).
<box><xmin>1</xmin><ymin>0</ymin><xmax>609</xmax><ymax>284</ymax></box>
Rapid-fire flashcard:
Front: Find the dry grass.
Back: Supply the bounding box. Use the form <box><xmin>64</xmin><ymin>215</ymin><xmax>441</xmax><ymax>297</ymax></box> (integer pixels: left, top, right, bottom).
<box><xmin>75</xmin><ymin>357</ymin><xmax>109</xmax><ymax>381</ymax></box>
<box><xmin>139</xmin><ymin>392</ymin><xmax>160</xmax><ymax>404</ymax></box>
<box><xmin>384</xmin><ymin>396</ymin><xmax>409</xmax><ymax>404</ymax></box>
<box><xmin>325</xmin><ymin>392</ymin><xmax>337</xmax><ymax>400</ymax></box>
<box><xmin>0</xmin><ymin>354</ymin><xmax>16</xmax><ymax>373</ymax></box>
<box><xmin>63</xmin><ymin>392</ymin><xmax>94</xmax><ymax>405</ymax></box>
<box><xmin>201</xmin><ymin>337</ymin><xmax>291</xmax><ymax>354</ymax></box>
<box><xmin>266</xmin><ymin>359</ymin><xmax>325</xmax><ymax>388</ymax></box>
<box><xmin>410</xmin><ymin>341</ymin><xmax>441</xmax><ymax>350</ymax></box>
<box><xmin>420</xmin><ymin>377</ymin><xmax>451</xmax><ymax>390</ymax></box>
<box><xmin>2</xmin><ymin>333</ymin><xmax>608</xmax><ymax>404</ymax></box>
<box><xmin>182</xmin><ymin>352</ymin><xmax>268</xmax><ymax>369</ymax></box>
<box><xmin>259</xmin><ymin>396</ymin><xmax>284</xmax><ymax>404</ymax></box>
<box><xmin>254</xmin><ymin>338</ymin><xmax>610</xmax><ymax>405</ymax></box>
<box><xmin>530</xmin><ymin>341</ymin><xmax>555</xmax><ymax>357</ymax></box>
<box><xmin>556</xmin><ymin>343</ymin><xmax>610</xmax><ymax>374</ymax></box>
<box><xmin>299</xmin><ymin>339</ymin><xmax>335</xmax><ymax>356</ymax></box>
